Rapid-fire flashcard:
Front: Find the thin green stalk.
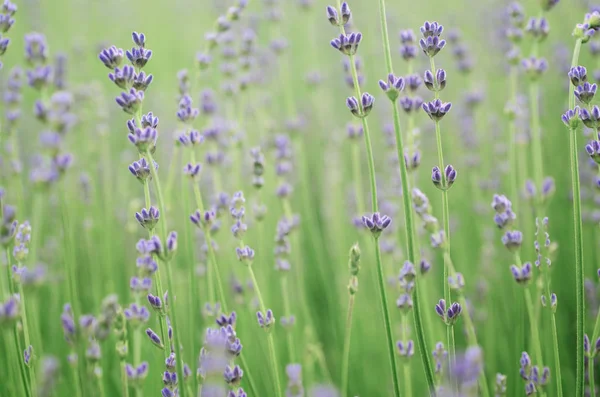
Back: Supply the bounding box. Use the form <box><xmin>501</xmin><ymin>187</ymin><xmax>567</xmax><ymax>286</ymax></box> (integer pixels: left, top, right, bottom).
<box><xmin>14</xmin><ymin>326</ymin><xmax>32</xmax><ymax>397</ymax></box>
<box><xmin>17</xmin><ymin>281</ymin><xmax>37</xmax><ymax>396</ymax></box>
<box><xmin>550</xmin><ymin>312</ymin><xmax>563</xmax><ymax>397</ymax></box>
<box><xmin>524</xmin><ymin>288</ymin><xmax>543</xmax><ymax>365</ymax></box>
<box><xmin>120</xmin><ymin>361</ymin><xmax>130</xmax><ymax>397</ymax></box>
<box><xmin>341</xmin><ymin>293</ymin><xmax>355</xmax><ymax>397</ymax></box>
<box><xmin>528</xmin><ymin>81</ymin><xmax>544</xmax><ymax>210</ymax></box>
<box><xmin>58</xmin><ymin>185</ymin><xmax>86</xmax><ymax>396</ymax></box>
<box><xmin>145</xmin><ymin>150</ymin><xmax>185</xmax><ymax>397</ymax></box>
<box><xmin>569</xmin><ymin>37</ymin><xmax>585</xmax><ymax>397</ymax></box>
<box><xmin>392</xmin><ymin>102</ymin><xmax>436</xmax><ymax>392</ymax></box>
<box><xmin>375</xmin><ymin>3</ymin><xmax>436</xmax><ymax>390</ymax></box>
<box><xmin>351</xmin><ymin>143</ymin><xmax>365</xmax><ymax>216</ymax></box>
<box><xmin>401</xmin><ymin>313</ymin><xmax>412</xmax><ymax>397</ymax></box>
<box><xmin>590</xmin><ymin>355</ymin><xmax>595</xmax><ymax>397</ymax></box>
<box><xmin>280</xmin><ymin>274</ymin><xmax>296</xmax><ymax>362</ymax></box>
<box><xmin>430</xmin><ymin>54</ymin><xmax>455</xmax><ymax>380</ymax></box>
<box><xmin>247</xmin><ymin>265</ymin><xmax>283</xmax><ymax>397</ymax></box>
<box><xmin>373</xmin><ymin>238</ymin><xmax>401</xmax><ymax>397</ymax></box>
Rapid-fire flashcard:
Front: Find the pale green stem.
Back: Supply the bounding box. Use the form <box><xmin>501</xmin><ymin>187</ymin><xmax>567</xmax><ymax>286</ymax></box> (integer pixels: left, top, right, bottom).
<box><xmin>401</xmin><ymin>313</ymin><xmax>412</xmax><ymax>397</ymax></box>
<box><xmin>341</xmin><ymin>293</ymin><xmax>355</xmax><ymax>397</ymax></box>
<box><xmin>569</xmin><ymin>38</ymin><xmax>585</xmax><ymax>397</ymax></box>
<box><xmin>280</xmin><ymin>274</ymin><xmax>296</xmax><ymax>362</ymax></box>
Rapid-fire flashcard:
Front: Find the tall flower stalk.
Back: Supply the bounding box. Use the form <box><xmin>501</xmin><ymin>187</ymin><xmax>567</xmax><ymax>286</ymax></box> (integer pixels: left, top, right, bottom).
<box><xmin>565</xmin><ymin>12</ymin><xmax>598</xmax><ymax>394</ymax></box>
<box><xmin>327</xmin><ymin>2</ymin><xmax>401</xmax><ymax>395</ymax></box>
<box><xmin>340</xmin><ymin>243</ymin><xmax>360</xmax><ymax>396</ymax></box>
<box><xmin>376</xmin><ymin>0</ymin><xmax>435</xmax><ymax>392</ymax></box>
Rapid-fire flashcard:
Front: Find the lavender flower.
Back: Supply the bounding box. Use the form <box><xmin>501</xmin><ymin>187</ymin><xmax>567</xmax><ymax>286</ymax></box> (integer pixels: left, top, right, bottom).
<box><xmin>561</xmin><ymin>106</ymin><xmax>580</xmax><ymax>129</ymax></box>
<box><xmin>491</xmin><ymin>194</ymin><xmax>516</xmax><ymax>229</ymax></box>
<box><xmin>379</xmin><ymin>73</ymin><xmax>405</xmax><ymax>101</ymax></box>
<box><xmin>502</xmin><ymin>230</ymin><xmax>523</xmax><ymax>252</ymax></box>
<box><xmin>568</xmin><ymin>66</ymin><xmax>587</xmax><ymax>86</ymax></box>
<box><xmin>580</xmin><ymin>105</ymin><xmax>600</xmax><ymax>129</ymax></box>
<box><xmin>128</xmin><ymin>126</ymin><xmax>157</xmax><ymax>152</ymax></box>
<box><xmin>116</xmin><ymin>88</ymin><xmax>144</xmax><ymax>114</ymax></box>
<box><xmin>346</xmin><ymin>93</ymin><xmax>374</xmax><ymax>118</ymax></box>
<box><xmin>574</xmin><ymin>81</ymin><xmax>597</xmax><ymax>104</ymax></box>
<box><xmin>285</xmin><ymin>364</ymin><xmax>304</xmax><ymax>397</ymax></box>
<box><xmin>422</xmin><ymin>99</ymin><xmax>452</xmax><ymax>121</ymax></box>
<box><xmin>257</xmin><ymin>309</ymin><xmax>275</xmax><ymax>330</ymax></box>
<box><xmin>128</xmin><ymin>158</ymin><xmax>157</xmax><ymax>183</ymax></box>
<box><xmin>99</xmin><ymin>46</ymin><xmax>124</xmax><ymax>69</ymax></box>
<box><xmin>510</xmin><ymin>262</ymin><xmax>533</xmax><ymax>284</ymax></box>
<box><xmin>108</xmin><ymin>65</ymin><xmax>134</xmax><ymax>89</ymax></box>
<box><xmin>522</xmin><ymin>57</ymin><xmax>548</xmax><ymax>80</ymax></box>
<box><xmin>146</xmin><ymin>327</ymin><xmax>164</xmax><ymax>349</ymax></box>
<box><xmin>25</xmin><ymin>32</ymin><xmax>48</xmax><ymax>65</ymax></box>
<box><xmin>362</xmin><ymin>212</ymin><xmax>392</xmax><ymax>238</ymax></box>
<box><xmin>435</xmin><ymin>298</ymin><xmax>462</xmax><ymax>325</ymax></box>
<box><xmin>135</xmin><ymin>206</ymin><xmax>160</xmax><ymax>230</ymax></box>
<box><xmin>525</xmin><ymin>17</ymin><xmax>549</xmax><ymax>41</ymax></box>
<box><xmin>126</xmin><ymin>32</ymin><xmax>152</xmax><ymax>68</ymax></box>
<box><xmin>423</xmin><ymin>69</ymin><xmax>446</xmax><ymax>92</ymax></box>
<box><xmin>224</xmin><ymin>365</ymin><xmax>243</xmax><ymax>386</ymax></box>
<box><xmin>330</xmin><ymin>32</ymin><xmax>363</xmax><ymax>56</ymax></box>
<box><xmin>236</xmin><ymin>245</ymin><xmax>255</xmax><ymax>264</ymax></box>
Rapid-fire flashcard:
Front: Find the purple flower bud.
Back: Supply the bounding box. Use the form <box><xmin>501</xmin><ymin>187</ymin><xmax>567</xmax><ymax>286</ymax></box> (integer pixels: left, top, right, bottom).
<box><xmin>422</xmin><ymin>99</ymin><xmax>452</xmax><ymax>121</ymax></box>
<box><xmin>361</xmin><ymin>212</ymin><xmax>392</xmax><ymax>237</ymax></box>
<box><xmin>502</xmin><ymin>230</ymin><xmax>523</xmax><ymax>252</ymax></box>
<box><xmin>116</xmin><ymin>88</ymin><xmax>144</xmax><ymax>115</ymax></box>
<box><xmin>561</xmin><ymin>106</ymin><xmax>580</xmax><ymax>129</ymax></box>
<box><xmin>108</xmin><ymin>65</ymin><xmax>135</xmax><ymax>89</ymax></box>
<box><xmin>568</xmin><ymin>66</ymin><xmax>587</xmax><ymax>86</ymax></box>
<box><xmin>99</xmin><ymin>45</ymin><xmax>124</xmax><ymax>69</ymax></box>
<box><xmin>574</xmin><ymin>81</ymin><xmax>597</xmax><ymax>104</ymax></box>
<box><xmin>135</xmin><ymin>206</ymin><xmax>160</xmax><ymax>230</ymax></box>
<box><xmin>145</xmin><ymin>328</ymin><xmax>164</xmax><ymax>349</ymax></box>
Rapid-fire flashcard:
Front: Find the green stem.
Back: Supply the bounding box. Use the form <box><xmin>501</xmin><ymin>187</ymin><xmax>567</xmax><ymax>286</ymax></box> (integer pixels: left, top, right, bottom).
<box><xmin>374</xmin><ymin>238</ymin><xmax>401</xmax><ymax>397</ymax></box>
<box><xmin>341</xmin><ymin>293</ymin><xmax>355</xmax><ymax>397</ymax></box>
<box><xmin>524</xmin><ymin>287</ymin><xmax>543</xmax><ymax>365</ymax></box>
<box><xmin>393</xmin><ymin>101</ymin><xmax>436</xmax><ymax>392</ymax></box>
<box><xmin>550</xmin><ymin>313</ymin><xmax>563</xmax><ymax>397</ymax></box>
<box><xmin>528</xmin><ymin>81</ymin><xmax>543</xmax><ymax>208</ymax></box>
<box><xmin>351</xmin><ymin>142</ymin><xmax>365</xmax><ymax>216</ymax></box>
<box><xmin>17</xmin><ymin>282</ymin><xmax>37</xmax><ymax>396</ymax></box>
<box><xmin>401</xmin><ymin>313</ymin><xmax>412</xmax><ymax>397</ymax></box>
<box><xmin>120</xmin><ymin>361</ymin><xmax>130</xmax><ymax>397</ymax></box>
<box><xmin>145</xmin><ymin>150</ymin><xmax>185</xmax><ymax>397</ymax></box>
<box><xmin>569</xmin><ymin>38</ymin><xmax>585</xmax><ymax>397</ymax></box>
<box><xmin>247</xmin><ymin>265</ymin><xmax>282</xmax><ymax>397</ymax></box>
<box><xmin>280</xmin><ymin>274</ymin><xmax>296</xmax><ymax>362</ymax></box>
